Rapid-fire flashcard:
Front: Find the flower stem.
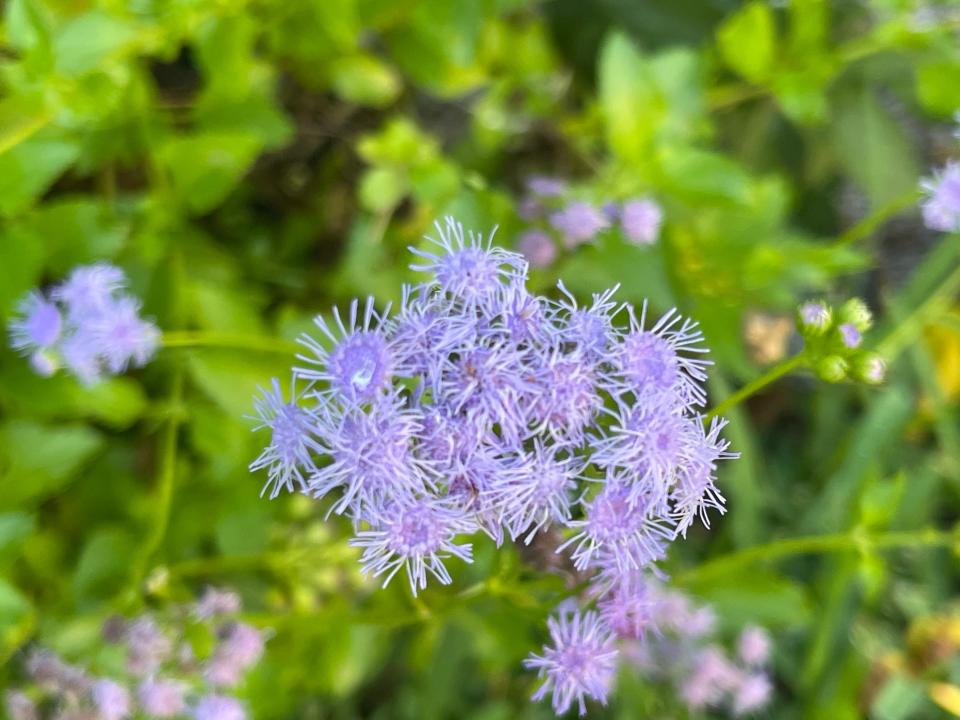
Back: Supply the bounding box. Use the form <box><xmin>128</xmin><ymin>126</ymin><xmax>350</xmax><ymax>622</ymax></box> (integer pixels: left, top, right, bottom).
<box><xmin>161</xmin><ymin>331</ymin><xmax>301</xmax><ymax>357</ymax></box>
<box><xmin>705</xmin><ymin>353</ymin><xmax>806</xmax><ymax>420</ymax></box>
<box><xmin>129</xmin><ymin>369</ymin><xmax>184</xmax><ymax>598</ymax></box>
<box><xmin>677</xmin><ymin>526</ymin><xmax>955</xmax><ymax>586</ymax></box>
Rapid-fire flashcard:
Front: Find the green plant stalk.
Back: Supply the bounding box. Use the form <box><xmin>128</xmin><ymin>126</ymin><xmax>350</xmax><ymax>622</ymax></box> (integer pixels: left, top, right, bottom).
<box><xmin>162</xmin><ymin>331</ymin><xmax>301</xmax><ymax>356</ymax></box>
<box><xmin>677</xmin><ymin>526</ymin><xmax>954</xmax><ymax>586</ymax></box>
<box><xmin>129</xmin><ymin>369</ymin><xmax>184</xmax><ymax>598</ymax></box>
<box><xmin>831</xmin><ymin>189</ymin><xmax>919</xmax><ymax>249</ymax></box>
<box><xmin>706</xmin><ymin>353</ymin><xmax>806</xmax><ymax>421</ymax></box>
<box><xmin>877</xmin><ymin>262</ymin><xmax>960</xmax><ymax>361</ymax></box>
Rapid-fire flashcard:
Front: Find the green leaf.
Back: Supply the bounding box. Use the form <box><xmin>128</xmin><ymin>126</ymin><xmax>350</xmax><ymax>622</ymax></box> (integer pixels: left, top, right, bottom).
<box><xmin>0</xmin><ymin>513</ymin><xmax>34</xmax><ymax>557</ymax></box>
<box><xmin>832</xmin><ymin>84</ymin><xmax>919</xmax><ymax>209</ymax></box>
<box><xmin>23</xmin><ymin>197</ymin><xmax>127</xmax><ymax>273</ymax></box>
<box><xmin>72</xmin><ymin>527</ymin><xmax>136</xmax><ymax>602</ymax></box>
<box><xmin>717</xmin><ymin>1</ymin><xmax>777</xmax><ymax>83</ymax></box>
<box><xmin>215</xmin><ymin>506</ymin><xmax>270</xmax><ymax>556</ymax></box>
<box><xmin>0</xmin><ymin>576</ymin><xmax>32</xmax><ymax>658</ymax></box>
<box><xmin>330</xmin><ymin>54</ymin><xmax>402</xmax><ymax>107</ymax></box>
<box><xmin>158</xmin><ymin>132</ymin><xmax>263</xmax><ymax>214</ymax></box>
<box><xmin>53</xmin><ymin>10</ymin><xmax>139</xmax><ymax>76</ymax></box>
<box><xmin>0</xmin><ymin>420</ymin><xmax>104</xmax><ymax>507</ymax></box>
<box><xmin>0</xmin><ymin>92</ymin><xmax>50</xmax><ymax>156</ymax></box>
<box><xmin>916</xmin><ymin>59</ymin><xmax>960</xmax><ymax>117</ymax></box>
<box><xmin>687</xmin><ymin>569</ymin><xmax>812</xmax><ymax>629</ymax></box>
<box><xmin>871</xmin><ymin>676</ymin><xmax>928</xmax><ymax>720</ymax></box>
<box><xmin>598</xmin><ymin>33</ymin><xmax>705</xmax><ymax>163</ymax></box>
<box><xmin>359</xmin><ymin>166</ymin><xmax>408</xmax><ymax>213</ymax></box>
<box><xmin>4</xmin><ymin>0</ymin><xmax>52</xmax><ymax>55</ymax></box>
<box><xmin>0</xmin><ymin>133</ymin><xmax>81</xmax><ymax>217</ymax></box>
<box><xmin>656</xmin><ymin>146</ymin><xmax>751</xmax><ymax>202</ymax></box>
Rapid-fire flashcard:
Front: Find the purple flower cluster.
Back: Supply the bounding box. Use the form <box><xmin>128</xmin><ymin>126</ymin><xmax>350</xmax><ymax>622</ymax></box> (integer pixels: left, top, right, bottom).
<box><xmin>921</xmin><ymin>160</ymin><xmax>960</xmax><ymax>233</ymax></box>
<box><xmin>4</xmin><ymin>588</ymin><xmax>264</xmax><ymax>720</ymax></box>
<box><xmin>515</xmin><ymin>177</ymin><xmax>664</xmax><ymax>267</ymax></box>
<box><xmin>251</xmin><ymin>216</ymin><xmax>735</xmax><ymax>714</ymax></box>
<box><xmin>7</xmin><ymin>263</ymin><xmax>159</xmax><ymax>384</ymax></box>
<box><xmin>620</xmin><ymin>582</ymin><xmax>774</xmax><ymax>716</ymax></box>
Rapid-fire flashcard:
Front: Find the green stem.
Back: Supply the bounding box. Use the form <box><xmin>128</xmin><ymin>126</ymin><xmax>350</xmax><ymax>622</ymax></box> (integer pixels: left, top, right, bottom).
<box><xmin>831</xmin><ymin>189</ymin><xmax>919</xmax><ymax>249</ymax></box>
<box><xmin>876</xmin><ymin>262</ymin><xmax>960</xmax><ymax>361</ymax></box>
<box><xmin>706</xmin><ymin>354</ymin><xmax>806</xmax><ymax>420</ymax></box>
<box><xmin>162</xmin><ymin>331</ymin><xmax>301</xmax><ymax>357</ymax></box>
<box><xmin>129</xmin><ymin>369</ymin><xmax>184</xmax><ymax>596</ymax></box>
<box><xmin>677</xmin><ymin>526</ymin><xmax>954</xmax><ymax>586</ymax></box>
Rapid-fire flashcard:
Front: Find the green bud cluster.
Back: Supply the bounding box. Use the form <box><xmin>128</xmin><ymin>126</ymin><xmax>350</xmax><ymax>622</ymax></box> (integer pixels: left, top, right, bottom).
<box><xmin>796</xmin><ymin>299</ymin><xmax>885</xmax><ymax>384</ymax></box>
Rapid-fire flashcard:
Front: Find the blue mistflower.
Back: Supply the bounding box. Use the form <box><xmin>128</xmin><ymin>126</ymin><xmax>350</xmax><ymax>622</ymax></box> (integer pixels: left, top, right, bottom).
<box><xmin>249</xmin><ymin>215</ymin><xmax>737</xmax><ymax>716</ymax></box>
<box><xmin>409</xmin><ymin>217</ymin><xmax>527</xmax><ymax>303</ymax></box>
<box><xmin>297</xmin><ymin>297</ymin><xmax>394</xmax><ymax>405</ymax></box>
<box><xmin>549</xmin><ymin>201</ymin><xmax>609</xmax><ymax>249</ymax></box>
<box><xmin>249</xmin><ymin>380</ymin><xmax>321</xmax><ymax>499</ymax></box>
<box><xmin>921</xmin><ymin>161</ymin><xmax>960</xmax><ymax>233</ymax></box>
<box><xmin>524</xmin><ymin>610</ymin><xmax>619</xmax><ymax>716</ymax></box>
<box><xmin>351</xmin><ymin>497</ymin><xmax>475</xmax><ymax>596</ymax></box>
<box><xmin>8</xmin><ymin>263</ymin><xmax>158</xmax><ymax>383</ymax></box>
<box><xmin>620</xmin><ymin>197</ymin><xmax>663</xmax><ymax>246</ymax></box>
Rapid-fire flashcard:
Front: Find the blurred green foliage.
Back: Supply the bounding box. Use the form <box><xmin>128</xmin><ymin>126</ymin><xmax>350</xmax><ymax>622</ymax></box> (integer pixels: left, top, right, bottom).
<box><xmin>1</xmin><ymin>0</ymin><xmax>960</xmax><ymax>717</ymax></box>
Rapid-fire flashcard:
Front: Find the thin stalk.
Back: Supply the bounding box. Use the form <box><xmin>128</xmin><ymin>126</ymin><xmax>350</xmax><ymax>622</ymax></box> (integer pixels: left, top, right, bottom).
<box><xmin>832</xmin><ymin>189</ymin><xmax>918</xmax><ymax>249</ymax></box>
<box><xmin>877</xmin><ymin>263</ymin><xmax>960</xmax><ymax>361</ymax></box>
<box><xmin>677</xmin><ymin>527</ymin><xmax>954</xmax><ymax>586</ymax></box>
<box><xmin>129</xmin><ymin>369</ymin><xmax>185</xmax><ymax>595</ymax></box>
<box><xmin>705</xmin><ymin>353</ymin><xmax>806</xmax><ymax>421</ymax></box>
<box><xmin>161</xmin><ymin>331</ymin><xmax>301</xmax><ymax>357</ymax></box>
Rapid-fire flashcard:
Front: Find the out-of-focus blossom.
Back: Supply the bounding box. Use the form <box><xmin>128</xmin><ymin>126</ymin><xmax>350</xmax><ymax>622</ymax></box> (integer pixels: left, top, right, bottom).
<box><xmin>516</xmin><ymin>230</ymin><xmax>557</xmax><ymax>268</ymax></box>
<box><xmin>549</xmin><ymin>202</ymin><xmax>609</xmax><ymax>248</ymax></box>
<box><xmin>921</xmin><ymin>161</ymin><xmax>960</xmax><ymax>232</ymax></box>
<box><xmin>620</xmin><ymin>198</ymin><xmax>663</xmax><ymax>246</ymax></box>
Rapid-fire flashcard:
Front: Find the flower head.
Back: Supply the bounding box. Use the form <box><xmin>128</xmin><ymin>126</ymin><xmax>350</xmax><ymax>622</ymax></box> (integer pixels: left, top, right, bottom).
<box><xmin>8</xmin><ymin>292</ymin><xmax>62</xmax><ymax>353</ymax></box>
<box><xmin>549</xmin><ymin>202</ymin><xmax>609</xmax><ymax>248</ymax></box>
<box><xmin>90</xmin><ymin>679</ymin><xmax>131</xmax><ymax>720</ymax></box>
<box><xmin>137</xmin><ymin>679</ymin><xmax>187</xmax><ymax>717</ymax></box>
<box><xmin>524</xmin><ymin>610</ymin><xmax>619</xmax><ymax>716</ymax></box>
<box><xmin>249</xmin><ymin>380</ymin><xmax>320</xmax><ymax>498</ymax></box>
<box><xmin>193</xmin><ymin>694</ymin><xmax>246</xmax><ymax>720</ymax></box>
<box><xmin>838</xmin><ymin>322</ymin><xmax>862</xmax><ymax>349</ymax></box>
<box><xmin>620</xmin><ymin>198</ymin><xmax>663</xmax><ymax>246</ymax></box>
<box><xmin>517</xmin><ymin>230</ymin><xmax>557</xmax><ymax>268</ymax></box>
<box><xmin>921</xmin><ymin>161</ymin><xmax>960</xmax><ymax>232</ymax></box>
<box><xmin>296</xmin><ymin>297</ymin><xmax>394</xmax><ymax>405</ymax></box>
<box><xmin>53</xmin><ymin>263</ymin><xmax>126</xmax><ymax>318</ymax></box>
<box><xmin>351</xmin><ymin>497</ymin><xmax>475</xmax><ymax>596</ymax></box>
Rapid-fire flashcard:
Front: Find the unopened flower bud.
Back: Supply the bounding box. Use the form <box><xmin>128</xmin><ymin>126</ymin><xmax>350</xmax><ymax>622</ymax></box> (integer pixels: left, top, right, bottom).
<box><xmin>838</xmin><ymin>298</ymin><xmax>873</xmax><ymax>332</ymax></box>
<box><xmin>816</xmin><ymin>355</ymin><xmax>848</xmax><ymax>382</ymax></box>
<box><xmin>797</xmin><ymin>301</ymin><xmax>832</xmax><ymax>336</ymax></box>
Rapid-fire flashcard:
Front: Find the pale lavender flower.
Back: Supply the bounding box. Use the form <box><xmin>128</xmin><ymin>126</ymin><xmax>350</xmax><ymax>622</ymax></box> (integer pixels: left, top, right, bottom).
<box><xmin>126</xmin><ymin>617</ymin><xmax>173</xmax><ymax>677</ymax></box>
<box><xmin>597</xmin><ymin>571</ymin><xmax>659</xmax><ymax>640</ymax></box>
<box><xmin>552</xmin><ymin>281</ymin><xmax>622</xmax><ymax>359</ymax></box>
<box><xmin>194</xmin><ymin>587</ymin><xmax>242</xmax><ymax>619</ymax></box>
<box><xmin>737</xmin><ymin>626</ymin><xmax>772</xmax><ymax>667</ymax></box>
<box><xmin>249</xmin><ymin>380</ymin><xmax>320</xmax><ymax>498</ymax></box>
<box><xmin>26</xmin><ymin>650</ymin><xmax>89</xmax><ymax>696</ymax></box>
<box><xmin>89</xmin><ymin>296</ymin><xmax>159</xmax><ymax>373</ymax></box>
<box><xmin>488</xmin><ymin>441</ymin><xmax>581</xmax><ymax>543</ymax></box>
<box><xmin>681</xmin><ymin>646</ymin><xmax>741</xmax><ymax>711</ymax></box>
<box><xmin>559</xmin><ymin>482</ymin><xmax>673</xmax><ymax>571</ymax></box>
<box><xmin>527</xmin><ymin>176</ymin><xmax>567</xmax><ymax>197</ymax></box>
<box><xmin>3</xmin><ymin>691</ymin><xmax>37</xmax><ymax>720</ymax></box>
<box><xmin>8</xmin><ymin>292</ymin><xmax>62</xmax><ymax>354</ymax></box>
<box><xmin>921</xmin><ymin>161</ymin><xmax>960</xmax><ymax>232</ymax></box>
<box><xmin>517</xmin><ymin>230</ymin><xmax>557</xmax><ymax>268</ymax></box>
<box><xmin>616</xmin><ymin>303</ymin><xmax>710</xmax><ymax>406</ymax></box>
<box><xmin>671</xmin><ymin>417</ymin><xmax>734</xmax><ymax>537</ymax></box>
<box><xmin>530</xmin><ymin>350</ymin><xmax>601</xmax><ymax>444</ymax></box>
<box><xmin>392</xmin><ymin>285</ymin><xmax>475</xmax><ymax>378</ymax></box>
<box><xmin>90</xmin><ymin>679</ymin><xmax>131</xmax><ymax>720</ymax></box>
<box><xmin>524</xmin><ymin>610</ymin><xmax>618</xmax><ymax>716</ymax></box>
<box><xmin>351</xmin><ymin>497</ymin><xmax>475</xmax><ymax>596</ymax></box>
<box><xmin>296</xmin><ymin>297</ymin><xmax>394</xmax><ymax>404</ymax></box>
<box><xmin>798</xmin><ymin>301</ymin><xmax>831</xmax><ymax>333</ymax></box>
<box><xmin>193</xmin><ymin>694</ymin><xmax>246</xmax><ymax>720</ymax></box>
<box><xmin>549</xmin><ymin>202</ymin><xmax>609</xmax><ymax>248</ymax></box>
<box><xmin>621</xmin><ymin>198</ymin><xmax>663</xmax><ymax>246</ymax></box>
<box><xmin>410</xmin><ymin>217</ymin><xmax>527</xmax><ymax>302</ymax></box>
<box><xmin>137</xmin><ymin>679</ymin><xmax>188</xmax><ymax>717</ymax></box>
<box><xmin>733</xmin><ymin>673</ymin><xmax>773</xmax><ymax>715</ymax></box>
<box><xmin>53</xmin><ymin>263</ymin><xmax>126</xmax><ymax>318</ymax></box>
<box><xmin>310</xmin><ymin>393</ymin><xmax>431</xmax><ymax>519</ymax></box>
<box><xmin>206</xmin><ymin>623</ymin><xmax>265</xmax><ymax>686</ymax></box>
<box><xmin>838</xmin><ymin>322</ymin><xmax>861</xmax><ymax>349</ymax></box>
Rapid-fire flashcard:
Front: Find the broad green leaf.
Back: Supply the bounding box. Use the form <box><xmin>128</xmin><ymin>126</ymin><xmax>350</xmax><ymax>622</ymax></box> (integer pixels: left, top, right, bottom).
<box><xmin>0</xmin><ymin>576</ymin><xmax>32</xmax><ymax>658</ymax></box>
<box><xmin>4</xmin><ymin>0</ymin><xmax>52</xmax><ymax>54</ymax></box>
<box><xmin>832</xmin><ymin>84</ymin><xmax>919</xmax><ymax>209</ymax></box>
<box><xmin>215</xmin><ymin>506</ymin><xmax>270</xmax><ymax>556</ymax></box>
<box><xmin>330</xmin><ymin>53</ymin><xmax>402</xmax><ymax>107</ymax></box>
<box><xmin>686</xmin><ymin>569</ymin><xmax>812</xmax><ymax>629</ymax></box>
<box><xmin>598</xmin><ymin>33</ymin><xmax>705</xmax><ymax>164</ymax></box>
<box><xmin>916</xmin><ymin>59</ymin><xmax>960</xmax><ymax>116</ymax></box>
<box><xmin>24</xmin><ymin>197</ymin><xmax>127</xmax><ymax>272</ymax></box>
<box><xmin>359</xmin><ymin>166</ymin><xmax>408</xmax><ymax>213</ymax></box>
<box><xmin>158</xmin><ymin>132</ymin><xmax>263</xmax><ymax>214</ymax></box>
<box><xmin>0</xmin><ymin>134</ymin><xmax>81</xmax><ymax>216</ymax></box>
<box><xmin>53</xmin><ymin>10</ymin><xmax>139</xmax><ymax>76</ymax></box>
<box><xmin>0</xmin><ymin>92</ymin><xmax>50</xmax><ymax>156</ymax></box>
<box><xmin>0</xmin><ymin>420</ymin><xmax>104</xmax><ymax>508</ymax></box>
<box><xmin>0</xmin><ymin>513</ymin><xmax>34</xmax><ymax>558</ymax></box>
<box><xmin>656</xmin><ymin>146</ymin><xmax>751</xmax><ymax>202</ymax></box>
<box><xmin>717</xmin><ymin>1</ymin><xmax>776</xmax><ymax>83</ymax></box>
<box><xmin>0</xmin><ymin>228</ymin><xmax>46</xmax><ymax>316</ymax></box>
<box><xmin>72</xmin><ymin>527</ymin><xmax>136</xmax><ymax>602</ymax></box>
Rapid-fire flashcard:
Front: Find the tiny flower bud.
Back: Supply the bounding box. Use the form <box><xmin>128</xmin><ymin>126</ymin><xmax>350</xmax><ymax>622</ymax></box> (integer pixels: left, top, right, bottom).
<box><xmin>797</xmin><ymin>301</ymin><xmax>832</xmax><ymax>336</ymax></box>
<box><xmin>838</xmin><ymin>298</ymin><xmax>873</xmax><ymax>332</ymax></box>
<box><xmin>816</xmin><ymin>355</ymin><xmax>848</xmax><ymax>382</ymax></box>
<box><xmin>853</xmin><ymin>354</ymin><xmax>886</xmax><ymax>384</ymax></box>
<box><xmin>837</xmin><ymin>323</ymin><xmax>862</xmax><ymax>349</ymax></box>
